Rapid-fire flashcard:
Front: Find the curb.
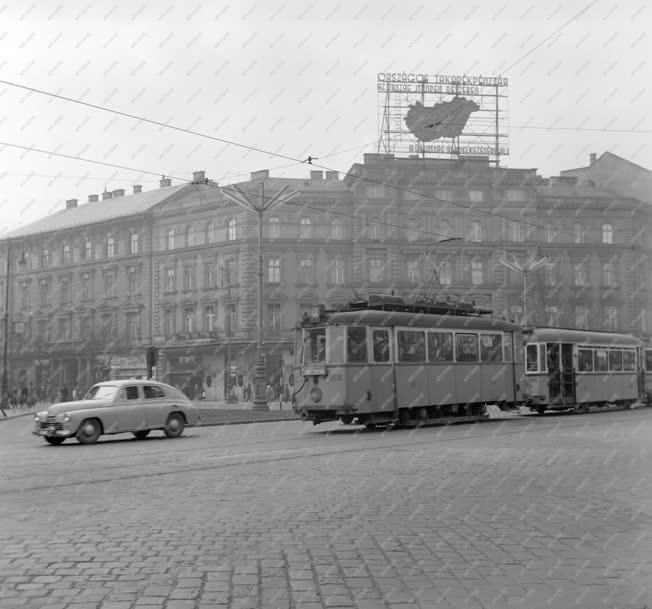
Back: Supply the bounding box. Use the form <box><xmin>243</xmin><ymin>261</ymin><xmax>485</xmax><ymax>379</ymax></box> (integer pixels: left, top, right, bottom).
<box><xmin>197</xmin><ymin>416</ymin><xmax>300</xmax><ymax>428</ymax></box>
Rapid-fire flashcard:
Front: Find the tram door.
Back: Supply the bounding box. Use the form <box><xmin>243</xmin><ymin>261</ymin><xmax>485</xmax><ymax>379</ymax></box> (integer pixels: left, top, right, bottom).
<box><xmin>560</xmin><ymin>343</ymin><xmax>576</xmax><ymax>401</ymax></box>
<box><xmin>547</xmin><ymin>343</ymin><xmax>562</xmax><ymax>400</ymax></box>
<box><xmin>547</xmin><ymin>343</ymin><xmax>576</xmax><ymax>403</ymax></box>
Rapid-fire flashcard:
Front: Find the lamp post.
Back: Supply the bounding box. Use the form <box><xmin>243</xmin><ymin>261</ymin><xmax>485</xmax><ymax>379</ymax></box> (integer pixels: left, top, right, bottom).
<box><xmin>1</xmin><ymin>242</ymin><xmax>25</xmax><ymax>417</ymax></box>
<box><xmin>498</xmin><ymin>254</ymin><xmax>550</xmax><ymax>326</ymax></box>
<box><xmin>221</xmin><ymin>182</ymin><xmax>300</xmax><ymax>411</ymax></box>
<box><xmin>220</xmin><ymin>259</ymin><xmax>235</xmax><ymax>403</ymax></box>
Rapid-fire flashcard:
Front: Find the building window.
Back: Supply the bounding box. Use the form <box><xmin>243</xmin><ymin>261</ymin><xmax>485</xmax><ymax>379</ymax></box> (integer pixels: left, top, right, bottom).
<box><xmin>41</xmin><ymin>248</ymin><xmax>50</xmax><ymax>268</ymax></box>
<box><xmin>20</xmin><ymin>281</ymin><xmax>29</xmax><ymax>308</ymax></box>
<box><xmin>438</xmin><ymin>220</ymin><xmax>452</xmax><ymax>239</ymax></box>
<box><xmin>80</xmin><ymin>316</ymin><xmax>91</xmax><ymax>339</ymax></box>
<box><xmin>183</xmin><ymin>307</ymin><xmax>195</xmax><ymax>333</ymax></box>
<box><xmin>509</xmin><ymin>221</ymin><xmax>525</xmax><ymax>242</ymax></box>
<box><xmin>228</xmin><ymin>303</ymin><xmax>238</xmax><ymax>330</ymax></box>
<box><xmin>126</xmin><ymin>312</ymin><xmax>139</xmax><ymax>339</ymax></box>
<box><xmin>575</xmin><ymin>305</ymin><xmax>589</xmax><ymax>329</ymax></box>
<box><xmin>602</xmin><ymin>223</ymin><xmax>614</xmax><ymax>244</ymax></box>
<box><xmin>469</xmin><ymin>190</ymin><xmax>484</xmax><ymax>203</ymax></box>
<box><xmin>107</xmin><ymin>236</ymin><xmax>115</xmax><ymax>258</ymax></box>
<box><xmin>227</xmin><ymin>218</ymin><xmax>236</xmax><ymax>241</ymax></box>
<box><xmin>545</xmin><ymin>223</ymin><xmax>557</xmax><ymax>244</ymax></box>
<box><xmin>605</xmin><ymin>305</ymin><xmax>618</xmax><ymax>331</ymax></box>
<box><xmin>104</xmin><ymin>272</ymin><xmax>115</xmax><ymax>298</ymax></box>
<box><xmin>58</xmin><ymin>317</ymin><xmax>71</xmax><ymax>341</ymax></box>
<box><xmin>204</xmin><ymin>261</ymin><xmax>217</xmax><ymax>289</ymax></box>
<box><xmin>204</xmin><ymin>305</ymin><xmax>216</xmax><ymax>332</ymax></box>
<box><xmin>470</xmin><ymin>221</ymin><xmax>482</xmax><ymax>242</ymax></box>
<box><xmin>545</xmin><ymin>305</ymin><xmax>559</xmax><ymax>326</ymax></box>
<box><xmin>369</xmin><ymin>257</ymin><xmax>384</xmax><ymax>283</ymax></box>
<box><xmin>299</xmin><ymin>217</ymin><xmax>312</xmax><ymax>239</ymax></box>
<box><xmin>164</xmin><ymin>307</ymin><xmax>175</xmax><ymax>336</ymax></box>
<box><xmin>127</xmin><ymin>267</ymin><xmax>138</xmax><ymax>296</ymax></box>
<box><xmin>206</xmin><ymin>222</ymin><xmax>216</xmax><ymax>243</ymax></box>
<box><xmin>224</xmin><ymin>258</ymin><xmax>236</xmax><ymax>284</ymax></box>
<box><xmin>510</xmin><ymin>304</ymin><xmax>523</xmax><ymax>325</ymax></box>
<box><xmin>101</xmin><ymin>314</ymin><xmax>114</xmax><ymax>341</ymax></box>
<box><xmin>81</xmin><ymin>273</ymin><xmax>91</xmax><ymax>301</ymax></box>
<box><xmin>39</xmin><ymin>279</ymin><xmax>49</xmax><ymax>306</ymax></box>
<box><xmin>268</xmin><ymin>217</ymin><xmax>280</xmax><ymax>239</ymax></box>
<box><xmin>268</xmin><ymin>258</ymin><xmax>281</xmax><ymax>283</ymax></box>
<box><xmin>130</xmin><ymin>232</ymin><xmax>139</xmax><ymax>254</ymax></box>
<box><xmin>434</xmin><ymin>189</ymin><xmax>453</xmax><ymax>201</ymax></box>
<box><xmin>167</xmin><ymin>228</ymin><xmax>175</xmax><ymax>250</ymax></box>
<box><xmin>602</xmin><ymin>262</ymin><xmax>616</xmax><ymax>287</ymax></box>
<box><xmin>406</xmin><ymin>219</ymin><xmax>420</xmax><ymax>242</ymax></box>
<box><xmin>505</xmin><ymin>189</ymin><xmax>524</xmax><ymax>201</ymax></box>
<box><xmin>183</xmin><ymin>265</ymin><xmax>195</xmax><ymax>291</ymax></box>
<box><xmin>367</xmin><ymin>217</ymin><xmax>383</xmax><ymax>240</ymax></box>
<box><xmin>37</xmin><ymin>320</ymin><xmax>48</xmax><ymax>342</ymax></box>
<box><xmin>331</xmin><ymin>219</ymin><xmax>344</xmax><ymax>240</ymax></box>
<box><xmin>266</xmin><ymin>303</ymin><xmax>282</xmax><ymax>330</ymax></box>
<box><xmin>407</xmin><ymin>259</ymin><xmax>420</xmax><ymax>284</ymax></box>
<box><xmin>84</xmin><ymin>240</ymin><xmax>93</xmax><ymax>261</ymax></box>
<box><xmin>298</xmin><ymin>257</ymin><xmax>313</xmax><ymax>284</ymax></box>
<box><xmin>545</xmin><ymin>262</ymin><xmax>559</xmax><ymax>288</ymax></box>
<box><xmin>59</xmin><ymin>278</ymin><xmax>70</xmax><ymax>304</ymax></box>
<box><xmin>438</xmin><ymin>261</ymin><xmax>452</xmax><ymax>286</ymax></box>
<box><xmin>471</xmin><ymin>260</ymin><xmax>484</xmax><ymax>285</ymax></box>
<box><xmin>185</xmin><ymin>225</ymin><xmax>195</xmax><ymax>248</ymax></box>
<box><xmin>367</xmin><ymin>184</ymin><xmax>385</xmax><ymax>198</ymax></box>
<box><xmin>573</xmin><ymin>263</ymin><xmax>587</xmax><ymax>287</ymax></box>
<box><xmin>331</xmin><ymin>258</ymin><xmax>344</xmax><ymax>285</ymax></box>
<box><xmin>165</xmin><ymin>268</ymin><xmax>176</xmax><ymax>292</ymax></box>
<box><xmin>62</xmin><ymin>244</ymin><xmax>72</xmax><ymax>265</ymax></box>
<box><xmin>573</xmin><ymin>223</ymin><xmax>584</xmax><ymax>244</ymax></box>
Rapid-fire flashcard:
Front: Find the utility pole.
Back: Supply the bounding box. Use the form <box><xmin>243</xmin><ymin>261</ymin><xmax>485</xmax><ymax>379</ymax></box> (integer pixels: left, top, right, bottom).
<box><xmin>221</xmin><ymin>260</ymin><xmax>234</xmax><ymax>403</ymax></box>
<box><xmin>221</xmin><ymin>181</ymin><xmax>300</xmax><ymax>411</ymax></box>
<box><xmin>498</xmin><ymin>254</ymin><xmax>550</xmax><ymax>326</ymax></box>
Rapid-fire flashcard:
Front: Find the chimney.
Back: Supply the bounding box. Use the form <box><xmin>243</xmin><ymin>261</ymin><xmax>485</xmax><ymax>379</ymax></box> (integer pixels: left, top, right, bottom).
<box><xmin>112</xmin><ymin>189</ymin><xmax>125</xmax><ymax>198</ymax></box>
<box><xmin>589</xmin><ymin>152</ymin><xmax>597</xmax><ymax>165</ymax></box>
<box><xmin>192</xmin><ymin>170</ymin><xmax>206</xmax><ymax>184</ymax></box>
<box><xmin>102</xmin><ymin>191</ymin><xmax>113</xmax><ymax>200</ymax></box>
<box><xmin>310</xmin><ymin>170</ymin><xmax>324</xmax><ymax>180</ymax></box>
<box><xmin>250</xmin><ymin>169</ymin><xmax>269</xmax><ymax>181</ymax></box>
<box><xmin>88</xmin><ymin>194</ymin><xmax>99</xmax><ymax>203</ymax></box>
<box><xmin>65</xmin><ymin>199</ymin><xmax>78</xmax><ymax>209</ymax></box>
<box><xmin>325</xmin><ymin>171</ymin><xmax>339</xmax><ymax>181</ymax></box>
<box><xmin>132</xmin><ymin>185</ymin><xmax>142</xmax><ymax>194</ymax></box>
<box><xmin>160</xmin><ymin>177</ymin><xmax>172</xmax><ymax>188</ymax></box>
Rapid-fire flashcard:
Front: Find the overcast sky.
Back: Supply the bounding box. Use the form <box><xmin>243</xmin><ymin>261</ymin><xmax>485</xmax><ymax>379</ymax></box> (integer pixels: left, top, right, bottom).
<box><xmin>0</xmin><ymin>0</ymin><xmax>649</xmax><ymax>233</ymax></box>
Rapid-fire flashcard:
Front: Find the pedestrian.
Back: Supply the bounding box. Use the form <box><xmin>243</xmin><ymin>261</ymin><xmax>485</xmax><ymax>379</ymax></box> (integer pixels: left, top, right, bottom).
<box><xmin>20</xmin><ymin>386</ymin><xmax>28</xmax><ymax>408</ymax></box>
<box><xmin>201</xmin><ymin>388</ymin><xmax>206</xmax><ymax>401</ymax></box>
<box><xmin>61</xmin><ymin>386</ymin><xmax>69</xmax><ymax>402</ymax></box>
<box><xmin>245</xmin><ymin>383</ymin><xmax>251</xmax><ymax>402</ymax></box>
<box><xmin>72</xmin><ymin>387</ymin><xmax>78</xmax><ymax>401</ymax></box>
<box><xmin>266</xmin><ymin>384</ymin><xmax>274</xmax><ymax>403</ymax></box>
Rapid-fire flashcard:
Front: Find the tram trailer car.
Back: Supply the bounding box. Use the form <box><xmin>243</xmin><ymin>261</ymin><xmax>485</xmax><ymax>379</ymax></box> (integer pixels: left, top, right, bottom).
<box><xmin>645</xmin><ymin>348</ymin><xmax>652</xmax><ymax>405</ymax></box>
<box><xmin>522</xmin><ymin>328</ymin><xmax>646</xmax><ymax>413</ymax></box>
<box><xmin>292</xmin><ymin>295</ymin><xmax>524</xmax><ymax>428</ymax></box>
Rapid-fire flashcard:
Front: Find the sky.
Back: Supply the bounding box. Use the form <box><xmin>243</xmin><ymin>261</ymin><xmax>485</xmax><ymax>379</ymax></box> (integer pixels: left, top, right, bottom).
<box><xmin>0</xmin><ymin>0</ymin><xmax>650</xmax><ymax>233</ymax></box>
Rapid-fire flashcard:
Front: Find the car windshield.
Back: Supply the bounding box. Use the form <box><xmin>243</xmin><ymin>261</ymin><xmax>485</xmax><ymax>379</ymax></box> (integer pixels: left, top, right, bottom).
<box><xmin>84</xmin><ymin>385</ymin><xmax>118</xmax><ymax>400</ymax></box>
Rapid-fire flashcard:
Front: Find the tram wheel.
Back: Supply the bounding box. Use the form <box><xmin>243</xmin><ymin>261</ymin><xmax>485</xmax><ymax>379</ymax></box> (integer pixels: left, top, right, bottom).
<box><xmin>340</xmin><ymin>415</ymin><xmax>353</xmax><ymax>425</ymax></box>
<box><xmin>365</xmin><ymin>423</ymin><xmax>377</xmax><ymax>430</ymax></box>
<box><xmin>536</xmin><ymin>406</ymin><xmax>546</xmax><ymax>415</ymax></box>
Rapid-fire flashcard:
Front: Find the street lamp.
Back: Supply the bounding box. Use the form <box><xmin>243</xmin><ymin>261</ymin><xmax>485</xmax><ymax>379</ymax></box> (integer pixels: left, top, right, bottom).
<box><xmin>221</xmin><ymin>182</ymin><xmax>300</xmax><ymax>411</ymax></box>
<box><xmin>499</xmin><ymin>254</ymin><xmax>550</xmax><ymax>327</ymax></box>
<box><xmin>1</xmin><ymin>243</ymin><xmax>26</xmax><ymax>417</ymax></box>
<box><xmin>220</xmin><ymin>259</ymin><xmax>235</xmax><ymax>403</ymax></box>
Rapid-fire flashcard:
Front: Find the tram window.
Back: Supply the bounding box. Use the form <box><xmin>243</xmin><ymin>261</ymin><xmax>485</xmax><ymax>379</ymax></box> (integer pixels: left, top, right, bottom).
<box><xmin>347</xmin><ymin>327</ymin><xmax>368</xmax><ymax>363</ymax></box>
<box><xmin>646</xmin><ymin>350</ymin><xmax>652</xmax><ymax>372</ymax></box>
<box><xmin>608</xmin><ymin>349</ymin><xmax>623</xmax><ymax>372</ymax></box>
<box><xmin>372</xmin><ymin>330</ymin><xmax>390</xmax><ymax>363</ymax></box>
<box><xmin>503</xmin><ymin>335</ymin><xmax>513</xmax><ymax>363</ymax></box>
<box><xmin>455</xmin><ymin>333</ymin><xmax>479</xmax><ymax>363</ymax></box>
<box><xmin>304</xmin><ymin>328</ymin><xmax>326</xmax><ymax>364</ymax></box>
<box><xmin>398</xmin><ymin>330</ymin><xmax>426</xmax><ymax>363</ymax></box>
<box><xmin>427</xmin><ymin>332</ymin><xmax>453</xmax><ymax>362</ymax></box>
<box><xmin>526</xmin><ymin>345</ymin><xmax>538</xmax><ymax>372</ymax></box>
<box><xmin>623</xmin><ymin>349</ymin><xmax>636</xmax><ymax>371</ymax></box>
<box><xmin>480</xmin><ymin>334</ymin><xmax>503</xmax><ymax>363</ymax></box>
<box><xmin>594</xmin><ymin>349</ymin><xmax>608</xmax><ymax>372</ymax></box>
<box><xmin>578</xmin><ymin>348</ymin><xmax>593</xmax><ymax>372</ymax></box>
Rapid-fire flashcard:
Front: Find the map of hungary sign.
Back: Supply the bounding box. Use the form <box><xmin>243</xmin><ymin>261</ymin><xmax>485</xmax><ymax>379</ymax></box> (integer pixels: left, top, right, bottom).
<box><xmin>404</xmin><ymin>97</ymin><xmax>480</xmax><ymax>142</ymax></box>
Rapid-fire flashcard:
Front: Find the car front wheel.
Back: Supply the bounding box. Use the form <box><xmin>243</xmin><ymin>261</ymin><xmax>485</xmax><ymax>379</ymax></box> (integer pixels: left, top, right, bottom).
<box><xmin>164</xmin><ymin>413</ymin><xmax>185</xmax><ymax>438</ymax></box>
<box><xmin>45</xmin><ymin>436</ymin><xmax>65</xmax><ymax>446</ymax></box>
<box><xmin>76</xmin><ymin>418</ymin><xmax>102</xmax><ymax>444</ymax></box>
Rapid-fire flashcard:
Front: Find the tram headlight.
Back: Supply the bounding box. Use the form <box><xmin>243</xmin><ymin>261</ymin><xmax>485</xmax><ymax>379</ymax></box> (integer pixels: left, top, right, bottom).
<box><xmin>310</xmin><ymin>387</ymin><xmax>323</xmax><ymax>403</ymax></box>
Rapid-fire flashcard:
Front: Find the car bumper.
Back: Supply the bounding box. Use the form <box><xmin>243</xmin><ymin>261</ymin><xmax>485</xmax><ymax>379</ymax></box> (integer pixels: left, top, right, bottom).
<box><xmin>33</xmin><ymin>428</ymin><xmax>74</xmax><ymax>438</ymax></box>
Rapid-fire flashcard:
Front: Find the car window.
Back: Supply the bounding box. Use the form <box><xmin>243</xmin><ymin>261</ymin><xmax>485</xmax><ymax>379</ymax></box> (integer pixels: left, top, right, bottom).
<box><xmin>143</xmin><ymin>385</ymin><xmax>166</xmax><ymax>399</ymax></box>
<box><xmin>124</xmin><ymin>386</ymin><xmax>140</xmax><ymax>400</ymax></box>
<box><xmin>85</xmin><ymin>385</ymin><xmax>118</xmax><ymax>400</ymax></box>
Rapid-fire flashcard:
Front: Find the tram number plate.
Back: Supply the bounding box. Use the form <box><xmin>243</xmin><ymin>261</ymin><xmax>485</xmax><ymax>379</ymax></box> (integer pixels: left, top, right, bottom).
<box><xmin>302</xmin><ymin>365</ymin><xmax>326</xmax><ymax>376</ymax></box>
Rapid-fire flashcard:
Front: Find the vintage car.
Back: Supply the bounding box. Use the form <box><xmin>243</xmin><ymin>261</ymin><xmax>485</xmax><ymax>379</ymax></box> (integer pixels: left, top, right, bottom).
<box><xmin>33</xmin><ymin>380</ymin><xmax>201</xmax><ymax>445</ymax></box>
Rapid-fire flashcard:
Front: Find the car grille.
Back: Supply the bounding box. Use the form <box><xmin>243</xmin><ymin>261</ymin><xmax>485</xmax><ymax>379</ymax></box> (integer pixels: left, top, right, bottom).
<box><xmin>40</xmin><ymin>416</ymin><xmax>63</xmax><ymax>430</ymax></box>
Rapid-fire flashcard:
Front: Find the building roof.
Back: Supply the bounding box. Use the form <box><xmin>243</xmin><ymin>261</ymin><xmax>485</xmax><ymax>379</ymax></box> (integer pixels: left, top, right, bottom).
<box><xmin>535</xmin><ymin>183</ymin><xmax>623</xmax><ymax>199</ymax></box>
<box><xmin>5</xmin><ymin>183</ymin><xmax>189</xmax><ymax>239</ymax></box>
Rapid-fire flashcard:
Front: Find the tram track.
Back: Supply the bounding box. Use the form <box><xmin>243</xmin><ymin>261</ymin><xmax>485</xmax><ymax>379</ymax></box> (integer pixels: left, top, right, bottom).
<box><xmin>1</xmin><ymin>408</ymin><xmax>650</xmax><ymax>495</ymax></box>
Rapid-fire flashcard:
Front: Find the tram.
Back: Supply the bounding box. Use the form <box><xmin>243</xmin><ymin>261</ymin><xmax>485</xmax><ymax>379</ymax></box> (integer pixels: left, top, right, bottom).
<box><xmin>645</xmin><ymin>348</ymin><xmax>652</xmax><ymax>404</ymax></box>
<box><xmin>292</xmin><ymin>294</ymin><xmax>647</xmax><ymax>427</ymax></box>
<box><xmin>292</xmin><ymin>294</ymin><xmax>523</xmax><ymax>427</ymax></box>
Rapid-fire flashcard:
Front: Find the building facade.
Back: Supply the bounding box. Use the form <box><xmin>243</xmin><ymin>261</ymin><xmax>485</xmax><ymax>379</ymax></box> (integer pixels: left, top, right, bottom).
<box><xmin>1</xmin><ymin>154</ymin><xmax>650</xmax><ymax>402</ymax></box>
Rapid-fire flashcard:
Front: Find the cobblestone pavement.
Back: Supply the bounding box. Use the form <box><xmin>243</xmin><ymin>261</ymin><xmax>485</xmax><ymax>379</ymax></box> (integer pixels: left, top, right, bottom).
<box><xmin>1</xmin><ymin>410</ymin><xmax>652</xmax><ymax>609</ymax></box>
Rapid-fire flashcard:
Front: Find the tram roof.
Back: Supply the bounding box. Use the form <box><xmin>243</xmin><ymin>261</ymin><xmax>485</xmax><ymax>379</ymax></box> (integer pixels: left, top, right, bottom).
<box><xmin>304</xmin><ymin>309</ymin><xmax>520</xmax><ymax>332</ymax></box>
<box><xmin>525</xmin><ymin>327</ymin><xmax>642</xmax><ymax>347</ymax></box>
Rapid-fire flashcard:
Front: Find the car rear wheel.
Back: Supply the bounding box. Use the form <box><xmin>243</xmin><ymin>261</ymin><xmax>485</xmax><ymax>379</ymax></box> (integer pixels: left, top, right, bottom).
<box><xmin>164</xmin><ymin>413</ymin><xmax>185</xmax><ymax>438</ymax></box>
<box><xmin>76</xmin><ymin>418</ymin><xmax>102</xmax><ymax>444</ymax></box>
<box><xmin>132</xmin><ymin>430</ymin><xmax>150</xmax><ymax>440</ymax></box>
<box><xmin>45</xmin><ymin>436</ymin><xmax>65</xmax><ymax>446</ymax></box>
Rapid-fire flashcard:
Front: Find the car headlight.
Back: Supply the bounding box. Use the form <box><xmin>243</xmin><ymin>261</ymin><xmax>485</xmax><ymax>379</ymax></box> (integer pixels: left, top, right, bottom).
<box><xmin>56</xmin><ymin>412</ymin><xmax>71</xmax><ymax>423</ymax></box>
<box><xmin>34</xmin><ymin>414</ymin><xmax>40</xmax><ymax>422</ymax></box>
